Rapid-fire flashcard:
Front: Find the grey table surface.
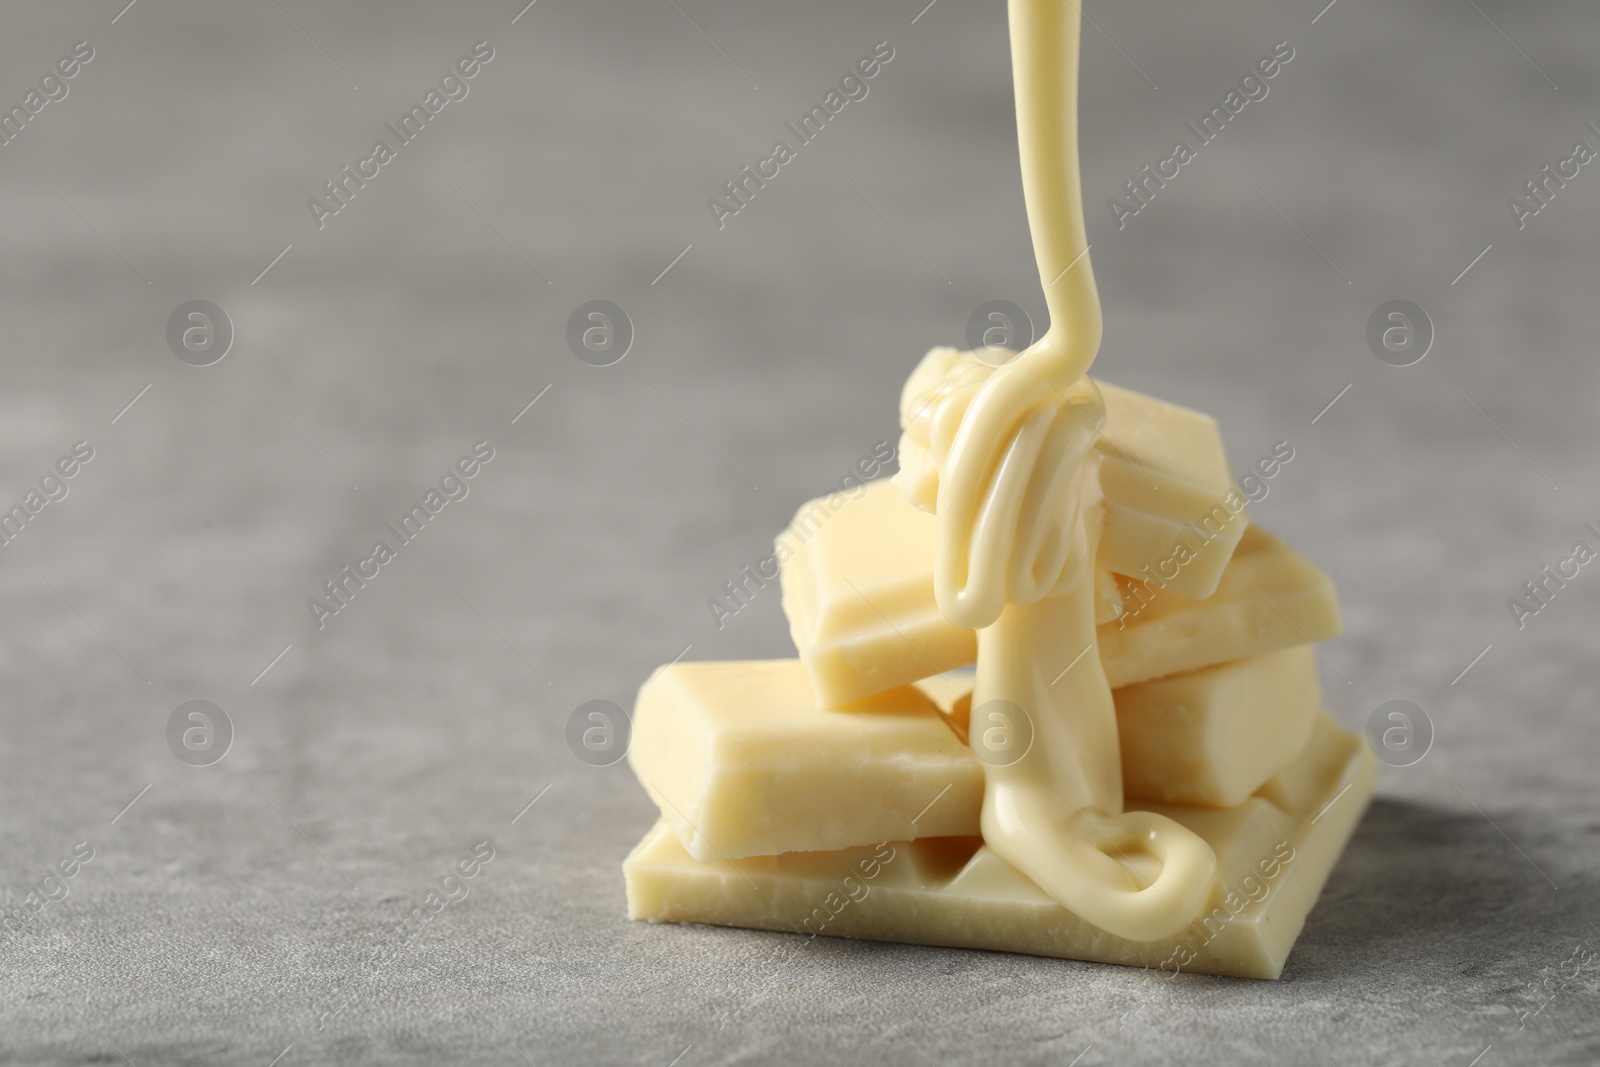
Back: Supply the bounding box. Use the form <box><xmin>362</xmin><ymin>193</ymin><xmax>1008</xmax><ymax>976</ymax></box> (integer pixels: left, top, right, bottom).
<box><xmin>2</xmin><ymin>0</ymin><xmax>1597</xmax><ymax>1064</ymax></box>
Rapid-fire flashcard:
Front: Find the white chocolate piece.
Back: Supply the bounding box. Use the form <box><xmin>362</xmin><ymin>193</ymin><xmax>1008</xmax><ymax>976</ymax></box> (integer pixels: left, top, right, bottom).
<box><xmin>629</xmin><ymin>660</ymin><xmax>982</xmax><ymax>862</ymax></box>
<box><xmin>1095</xmin><ymin>380</ymin><xmax>1248</xmax><ymax>601</ymax></box>
<box><xmin>631</xmin><ymin>649</ymin><xmax>1321</xmax><ymax>864</ymax></box>
<box><xmin>1115</xmin><ymin>645</ymin><xmax>1318</xmax><ymax>807</ymax></box>
<box><xmin>778</xmin><ymin>480</ymin><xmax>976</xmax><ymax>709</ymax></box>
<box><xmin>779</xmin><ymin>478</ymin><xmax>1119</xmax><ymax>708</ymax></box>
<box><xmin>1100</xmin><ymin>525</ymin><xmax>1342</xmax><ymax>688</ymax></box>
<box><xmin>781</xmin><ymin>479</ymin><xmax>1336</xmax><ymax>703</ymax></box>
<box><xmin>624</xmin><ymin>711</ymin><xmax>1376</xmax><ymax>979</ymax></box>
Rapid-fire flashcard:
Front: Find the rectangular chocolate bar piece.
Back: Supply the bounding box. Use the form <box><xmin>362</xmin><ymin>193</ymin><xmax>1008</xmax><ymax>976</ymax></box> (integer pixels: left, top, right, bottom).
<box><xmin>1099</xmin><ymin>525</ymin><xmax>1342</xmax><ymax>687</ymax></box>
<box><xmin>1113</xmin><ymin>644</ymin><xmax>1318</xmax><ymax>807</ymax></box>
<box><xmin>1095</xmin><ymin>379</ymin><xmax>1250</xmax><ymax>600</ymax></box>
<box><xmin>629</xmin><ymin>660</ymin><xmax>982</xmax><ymax>863</ymax></box>
<box><xmin>780</xmin><ymin>474</ymin><xmax>1337</xmax><ymax>705</ymax></box>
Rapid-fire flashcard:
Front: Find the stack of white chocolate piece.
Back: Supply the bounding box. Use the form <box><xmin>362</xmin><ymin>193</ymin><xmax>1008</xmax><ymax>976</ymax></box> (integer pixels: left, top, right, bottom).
<box><xmin>624</xmin><ymin>374</ymin><xmax>1374</xmax><ymax>979</ymax></box>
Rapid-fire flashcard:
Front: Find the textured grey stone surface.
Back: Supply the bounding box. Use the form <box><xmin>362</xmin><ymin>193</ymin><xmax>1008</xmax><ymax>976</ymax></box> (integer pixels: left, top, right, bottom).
<box><xmin>1</xmin><ymin>0</ymin><xmax>1597</xmax><ymax>1063</ymax></box>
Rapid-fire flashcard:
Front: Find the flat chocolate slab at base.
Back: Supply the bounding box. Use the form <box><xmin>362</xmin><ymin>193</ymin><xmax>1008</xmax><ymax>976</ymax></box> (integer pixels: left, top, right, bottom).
<box><xmin>624</xmin><ymin>714</ymin><xmax>1375</xmax><ymax>980</ymax></box>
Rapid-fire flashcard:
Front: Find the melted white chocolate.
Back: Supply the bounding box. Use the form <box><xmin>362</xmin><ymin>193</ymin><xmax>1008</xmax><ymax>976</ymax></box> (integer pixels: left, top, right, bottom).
<box><xmin>895</xmin><ymin>0</ymin><xmax>1218</xmax><ymax>942</ymax></box>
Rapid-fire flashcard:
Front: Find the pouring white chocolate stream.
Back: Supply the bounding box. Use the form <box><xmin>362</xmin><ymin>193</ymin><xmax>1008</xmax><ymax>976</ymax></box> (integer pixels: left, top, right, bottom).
<box><xmin>895</xmin><ymin>0</ymin><xmax>1217</xmax><ymax>941</ymax></box>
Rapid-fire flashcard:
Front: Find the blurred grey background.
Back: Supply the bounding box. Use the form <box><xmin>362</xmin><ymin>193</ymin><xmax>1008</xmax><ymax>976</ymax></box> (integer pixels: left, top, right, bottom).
<box><xmin>1</xmin><ymin>0</ymin><xmax>1597</xmax><ymax>1063</ymax></box>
